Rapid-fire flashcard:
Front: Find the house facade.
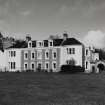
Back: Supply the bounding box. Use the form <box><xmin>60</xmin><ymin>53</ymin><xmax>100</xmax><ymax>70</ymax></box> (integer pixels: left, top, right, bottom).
<box><xmin>0</xmin><ymin>33</ymin><xmax>100</xmax><ymax>73</ymax></box>
<box><xmin>85</xmin><ymin>46</ymin><xmax>100</xmax><ymax>73</ymax></box>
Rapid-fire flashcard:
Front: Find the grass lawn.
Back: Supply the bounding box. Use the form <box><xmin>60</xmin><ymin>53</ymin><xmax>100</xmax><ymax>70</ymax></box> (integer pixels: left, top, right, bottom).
<box><xmin>0</xmin><ymin>72</ymin><xmax>105</xmax><ymax>105</ymax></box>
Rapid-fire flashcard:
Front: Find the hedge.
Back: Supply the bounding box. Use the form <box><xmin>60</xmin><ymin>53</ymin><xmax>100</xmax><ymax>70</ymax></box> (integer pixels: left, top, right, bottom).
<box><xmin>60</xmin><ymin>65</ymin><xmax>85</xmax><ymax>73</ymax></box>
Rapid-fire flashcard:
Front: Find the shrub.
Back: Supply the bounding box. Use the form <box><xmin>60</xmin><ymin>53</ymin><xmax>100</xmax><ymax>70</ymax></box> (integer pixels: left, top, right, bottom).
<box><xmin>60</xmin><ymin>65</ymin><xmax>85</xmax><ymax>73</ymax></box>
<box><xmin>26</xmin><ymin>69</ymin><xmax>34</xmax><ymax>72</ymax></box>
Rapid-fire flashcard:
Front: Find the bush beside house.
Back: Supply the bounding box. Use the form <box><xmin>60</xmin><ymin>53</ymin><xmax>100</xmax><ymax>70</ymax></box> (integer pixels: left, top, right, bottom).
<box><xmin>60</xmin><ymin>65</ymin><xmax>85</xmax><ymax>73</ymax></box>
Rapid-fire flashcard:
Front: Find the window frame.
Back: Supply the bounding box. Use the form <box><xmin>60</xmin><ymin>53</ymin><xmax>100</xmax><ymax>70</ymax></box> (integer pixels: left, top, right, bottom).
<box><xmin>24</xmin><ymin>62</ymin><xmax>28</xmax><ymax>70</ymax></box>
<box><xmin>52</xmin><ymin>61</ymin><xmax>57</xmax><ymax>70</ymax></box>
<box><xmin>67</xmin><ymin>48</ymin><xmax>75</xmax><ymax>54</ymax></box>
<box><xmin>45</xmin><ymin>50</ymin><xmax>49</xmax><ymax>59</ymax></box>
<box><xmin>45</xmin><ymin>62</ymin><xmax>49</xmax><ymax>70</ymax></box>
<box><xmin>24</xmin><ymin>51</ymin><xmax>28</xmax><ymax>60</ymax></box>
<box><xmin>49</xmin><ymin>40</ymin><xmax>53</xmax><ymax>47</ymax></box>
<box><xmin>52</xmin><ymin>49</ymin><xmax>57</xmax><ymax>59</ymax></box>
<box><xmin>31</xmin><ymin>62</ymin><xmax>35</xmax><ymax>70</ymax></box>
<box><xmin>37</xmin><ymin>50</ymin><xmax>42</xmax><ymax>59</ymax></box>
<box><xmin>37</xmin><ymin>62</ymin><xmax>42</xmax><ymax>69</ymax></box>
<box><xmin>86</xmin><ymin>49</ymin><xmax>88</xmax><ymax>56</ymax></box>
<box><xmin>31</xmin><ymin>51</ymin><xmax>35</xmax><ymax>60</ymax></box>
<box><xmin>28</xmin><ymin>42</ymin><xmax>32</xmax><ymax>48</ymax></box>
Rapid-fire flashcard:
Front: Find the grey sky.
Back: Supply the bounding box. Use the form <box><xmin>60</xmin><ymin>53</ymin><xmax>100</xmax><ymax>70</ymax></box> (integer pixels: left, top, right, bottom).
<box><xmin>0</xmin><ymin>0</ymin><xmax>105</xmax><ymax>40</ymax></box>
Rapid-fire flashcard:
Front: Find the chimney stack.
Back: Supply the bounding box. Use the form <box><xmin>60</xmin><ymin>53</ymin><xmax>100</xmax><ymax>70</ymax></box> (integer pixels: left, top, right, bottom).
<box><xmin>63</xmin><ymin>32</ymin><xmax>68</xmax><ymax>41</ymax></box>
<box><xmin>26</xmin><ymin>34</ymin><xmax>31</xmax><ymax>43</ymax></box>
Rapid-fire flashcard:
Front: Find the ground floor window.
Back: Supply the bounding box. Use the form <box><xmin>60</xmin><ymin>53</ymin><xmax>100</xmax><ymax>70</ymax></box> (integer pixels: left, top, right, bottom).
<box><xmin>31</xmin><ymin>63</ymin><xmax>35</xmax><ymax>70</ymax></box>
<box><xmin>24</xmin><ymin>63</ymin><xmax>28</xmax><ymax>70</ymax></box>
<box><xmin>9</xmin><ymin>62</ymin><xmax>16</xmax><ymax>69</ymax></box>
<box><xmin>52</xmin><ymin>62</ymin><xmax>57</xmax><ymax>70</ymax></box>
<box><xmin>37</xmin><ymin>62</ymin><xmax>42</xmax><ymax>69</ymax></box>
<box><xmin>45</xmin><ymin>62</ymin><xmax>49</xmax><ymax>70</ymax></box>
<box><xmin>86</xmin><ymin>61</ymin><xmax>88</xmax><ymax>69</ymax></box>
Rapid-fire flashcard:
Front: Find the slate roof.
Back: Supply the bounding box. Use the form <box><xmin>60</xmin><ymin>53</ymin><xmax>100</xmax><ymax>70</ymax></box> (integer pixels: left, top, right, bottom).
<box><xmin>61</xmin><ymin>38</ymin><xmax>82</xmax><ymax>46</ymax></box>
<box><xmin>4</xmin><ymin>37</ymin><xmax>82</xmax><ymax>49</ymax></box>
<box><xmin>8</xmin><ymin>40</ymin><xmax>28</xmax><ymax>48</ymax></box>
<box><xmin>53</xmin><ymin>38</ymin><xmax>82</xmax><ymax>46</ymax></box>
<box><xmin>53</xmin><ymin>39</ymin><xmax>63</xmax><ymax>46</ymax></box>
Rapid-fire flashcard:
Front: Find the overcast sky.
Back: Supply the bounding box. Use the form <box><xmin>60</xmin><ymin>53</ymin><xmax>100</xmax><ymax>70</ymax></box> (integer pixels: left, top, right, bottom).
<box><xmin>0</xmin><ymin>0</ymin><xmax>105</xmax><ymax>48</ymax></box>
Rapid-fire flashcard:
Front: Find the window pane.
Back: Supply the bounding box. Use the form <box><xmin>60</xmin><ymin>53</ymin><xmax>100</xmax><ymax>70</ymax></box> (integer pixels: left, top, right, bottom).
<box><xmin>29</xmin><ymin>43</ymin><xmax>31</xmax><ymax>47</ymax></box>
<box><xmin>86</xmin><ymin>50</ymin><xmax>88</xmax><ymax>55</ymax></box>
<box><xmin>14</xmin><ymin>51</ymin><xmax>16</xmax><ymax>56</ymax></box>
<box><xmin>69</xmin><ymin>48</ymin><xmax>71</xmax><ymax>54</ymax></box>
<box><xmin>53</xmin><ymin>63</ymin><xmax>56</xmax><ymax>69</ymax></box>
<box><xmin>46</xmin><ymin>52</ymin><xmax>49</xmax><ymax>58</ymax></box>
<box><xmin>67</xmin><ymin>48</ymin><xmax>69</xmax><ymax>54</ymax></box>
<box><xmin>72</xmin><ymin>48</ymin><xmax>75</xmax><ymax>54</ymax></box>
<box><xmin>50</xmin><ymin>42</ymin><xmax>52</xmax><ymax>46</ymax></box>
<box><xmin>11</xmin><ymin>62</ymin><xmax>12</xmax><ymax>69</ymax></box>
<box><xmin>25</xmin><ymin>64</ymin><xmax>28</xmax><ymax>69</ymax></box>
<box><xmin>46</xmin><ymin>63</ymin><xmax>49</xmax><ymax>69</ymax></box>
<box><xmin>32</xmin><ymin>53</ymin><xmax>35</xmax><ymax>59</ymax></box>
<box><xmin>11</xmin><ymin>51</ymin><xmax>13</xmax><ymax>57</ymax></box>
<box><xmin>13</xmin><ymin>62</ymin><xmax>16</xmax><ymax>69</ymax></box>
<box><xmin>37</xmin><ymin>51</ymin><xmax>42</xmax><ymax>59</ymax></box>
<box><xmin>32</xmin><ymin>63</ymin><xmax>34</xmax><ymax>69</ymax></box>
<box><xmin>25</xmin><ymin>53</ymin><xmax>28</xmax><ymax>58</ymax></box>
<box><xmin>53</xmin><ymin>52</ymin><xmax>56</xmax><ymax>58</ymax></box>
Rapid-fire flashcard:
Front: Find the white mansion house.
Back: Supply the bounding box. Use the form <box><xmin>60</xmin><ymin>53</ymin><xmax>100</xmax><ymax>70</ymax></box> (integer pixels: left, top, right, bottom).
<box><xmin>0</xmin><ymin>33</ymin><xmax>100</xmax><ymax>73</ymax></box>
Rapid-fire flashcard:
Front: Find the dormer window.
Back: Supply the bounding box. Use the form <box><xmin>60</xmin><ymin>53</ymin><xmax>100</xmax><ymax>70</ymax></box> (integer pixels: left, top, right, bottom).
<box><xmin>28</xmin><ymin>41</ymin><xmax>32</xmax><ymax>48</ymax></box>
<box><xmin>50</xmin><ymin>42</ymin><xmax>52</xmax><ymax>46</ymax></box>
<box><xmin>49</xmin><ymin>40</ymin><xmax>53</xmax><ymax>47</ymax></box>
<box><xmin>39</xmin><ymin>42</ymin><xmax>42</xmax><ymax>46</ymax></box>
<box><xmin>37</xmin><ymin>41</ymin><xmax>43</xmax><ymax>47</ymax></box>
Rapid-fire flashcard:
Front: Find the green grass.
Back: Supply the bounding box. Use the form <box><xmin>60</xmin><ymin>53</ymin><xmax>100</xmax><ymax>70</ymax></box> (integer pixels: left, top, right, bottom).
<box><xmin>0</xmin><ymin>72</ymin><xmax>105</xmax><ymax>105</ymax></box>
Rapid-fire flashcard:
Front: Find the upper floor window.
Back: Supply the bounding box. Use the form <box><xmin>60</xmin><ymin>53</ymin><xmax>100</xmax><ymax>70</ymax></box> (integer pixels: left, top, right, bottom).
<box><xmin>24</xmin><ymin>51</ymin><xmax>28</xmax><ymax>60</ymax></box>
<box><xmin>67</xmin><ymin>48</ymin><xmax>75</xmax><ymax>54</ymax></box>
<box><xmin>37</xmin><ymin>50</ymin><xmax>42</xmax><ymax>59</ymax></box>
<box><xmin>9</xmin><ymin>51</ymin><xmax>16</xmax><ymax>57</ymax></box>
<box><xmin>52</xmin><ymin>52</ymin><xmax>57</xmax><ymax>59</ymax></box>
<box><xmin>86</xmin><ymin>49</ymin><xmax>88</xmax><ymax>56</ymax></box>
<box><xmin>31</xmin><ymin>51</ymin><xmax>35</xmax><ymax>60</ymax></box>
<box><xmin>9</xmin><ymin>51</ymin><xmax>11</xmax><ymax>57</ymax></box>
<box><xmin>14</xmin><ymin>51</ymin><xmax>16</xmax><ymax>56</ymax></box>
<box><xmin>72</xmin><ymin>48</ymin><xmax>75</xmax><ymax>54</ymax></box>
<box><xmin>52</xmin><ymin>49</ymin><xmax>57</xmax><ymax>59</ymax></box>
<box><xmin>53</xmin><ymin>52</ymin><xmax>57</xmax><ymax>58</ymax></box>
<box><xmin>45</xmin><ymin>50</ymin><xmax>49</xmax><ymax>59</ymax></box>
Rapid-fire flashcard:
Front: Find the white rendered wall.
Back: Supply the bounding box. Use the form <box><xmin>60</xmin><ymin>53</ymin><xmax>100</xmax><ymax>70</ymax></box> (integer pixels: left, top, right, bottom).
<box><xmin>7</xmin><ymin>49</ymin><xmax>22</xmax><ymax>72</ymax></box>
<box><xmin>0</xmin><ymin>50</ymin><xmax>8</xmax><ymax>71</ymax></box>
<box><xmin>60</xmin><ymin>45</ymin><xmax>83</xmax><ymax>67</ymax></box>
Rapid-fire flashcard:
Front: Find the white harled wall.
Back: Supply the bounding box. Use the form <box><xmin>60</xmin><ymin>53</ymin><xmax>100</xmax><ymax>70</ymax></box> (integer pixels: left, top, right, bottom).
<box><xmin>7</xmin><ymin>49</ymin><xmax>22</xmax><ymax>72</ymax></box>
<box><xmin>60</xmin><ymin>45</ymin><xmax>83</xmax><ymax>67</ymax></box>
<box><xmin>0</xmin><ymin>50</ymin><xmax>8</xmax><ymax>71</ymax></box>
